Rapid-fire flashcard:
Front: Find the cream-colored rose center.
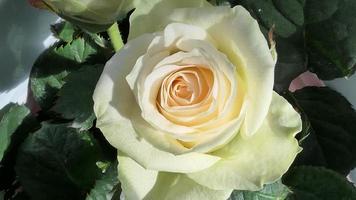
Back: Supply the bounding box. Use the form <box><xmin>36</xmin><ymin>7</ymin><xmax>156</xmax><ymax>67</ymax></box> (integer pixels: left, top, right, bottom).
<box><xmin>156</xmin><ymin>66</ymin><xmax>214</xmax><ymax>126</ymax></box>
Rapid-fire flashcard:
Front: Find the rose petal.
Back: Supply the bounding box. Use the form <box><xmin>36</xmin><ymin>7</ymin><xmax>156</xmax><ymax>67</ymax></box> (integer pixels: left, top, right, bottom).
<box><xmin>118</xmin><ymin>154</ymin><xmax>232</xmax><ymax>200</ymax></box>
<box><xmin>118</xmin><ymin>154</ymin><xmax>158</xmax><ymax>200</ymax></box>
<box><xmin>187</xmin><ymin>92</ymin><xmax>302</xmax><ymax>190</ymax></box>
<box><xmin>129</xmin><ymin>0</ymin><xmax>212</xmax><ymax>40</ymax></box>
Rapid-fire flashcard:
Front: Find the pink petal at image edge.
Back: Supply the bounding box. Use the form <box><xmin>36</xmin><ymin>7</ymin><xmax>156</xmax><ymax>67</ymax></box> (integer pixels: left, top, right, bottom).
<box><xmin>289</xmin><ymin>71</ymin><xmax>325</xmax><ymax>92</ymax></box>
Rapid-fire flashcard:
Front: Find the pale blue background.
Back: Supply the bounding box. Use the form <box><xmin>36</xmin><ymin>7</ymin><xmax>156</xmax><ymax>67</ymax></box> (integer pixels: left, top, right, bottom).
<box><xmin>0</xmin><ymin>0</ymin><xmax>57</xmax><ymax>107</ymax></box>
<box><xmin>0</xmin><ymin>0</ymin><xmax>355</xmax><ymax>184</ymax></box>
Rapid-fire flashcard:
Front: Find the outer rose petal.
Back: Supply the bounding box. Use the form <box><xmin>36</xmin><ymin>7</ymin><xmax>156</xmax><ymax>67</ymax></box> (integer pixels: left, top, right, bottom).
<box><xmin>93</xmin><ymin>34</ymin><xmax>219</xmax><ymax>173</ymax></box>
<box><xmin>119</xmin><ymin>155</ymin><xmax>232</xmax><ymax>200</ymax></box>
<box><xmin>187</xmin><ymin>92</ymin><xmax>302</xmax><ymax>190</ymax></box>
<box><xmin>129</xmin><ymin>0</ymin><xmax>212</xmax><ymax>40</ymax></box>
<box><xmin>118</xmin><ymin>155</ymin><xmax>158</xmax><ymax>200</ymax></box>
<box><xmin>130</xmin><ymin>4</ymin><xmax>275</xmax><ymax>137</ymax></box>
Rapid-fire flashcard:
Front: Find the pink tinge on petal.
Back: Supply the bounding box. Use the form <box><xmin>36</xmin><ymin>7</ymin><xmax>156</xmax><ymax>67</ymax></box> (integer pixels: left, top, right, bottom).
<box><xmin>289</xmin><ymin>71</ymin><xmax>325</xmax><ymax>92</ymax></box>
<box><xmin>28</xmin><ymin>0</ymin><xmax>47</xmax><ymax>9</ymax></box>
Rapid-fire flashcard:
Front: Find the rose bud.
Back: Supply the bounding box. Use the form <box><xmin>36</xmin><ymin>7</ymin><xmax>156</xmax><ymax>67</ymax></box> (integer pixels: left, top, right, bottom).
<box><xmin>29</xmin><ymin>0</ymin><xmax>134</xmax><ymax>32</ymax></box>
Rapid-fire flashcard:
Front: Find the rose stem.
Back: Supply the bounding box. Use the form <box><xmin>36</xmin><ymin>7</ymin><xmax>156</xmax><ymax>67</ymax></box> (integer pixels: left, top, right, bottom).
<box><xmin>107</xmin><ymin>22</ymin><xmax>123</xmax><ymax>52</ymax></box>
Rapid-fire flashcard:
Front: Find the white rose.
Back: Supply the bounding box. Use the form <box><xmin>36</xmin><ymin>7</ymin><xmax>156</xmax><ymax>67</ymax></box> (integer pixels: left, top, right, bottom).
<box><xmin>93</xmin><ymin>0</ymin><xmax>302</xmax><ymax>199</ymax></box>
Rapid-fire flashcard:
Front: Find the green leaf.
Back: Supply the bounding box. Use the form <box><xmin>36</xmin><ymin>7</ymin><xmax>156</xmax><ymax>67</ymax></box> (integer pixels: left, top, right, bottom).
<box><xmin>283</xmin><ymin>166</ymin><xmax>356</xmax><ymax>200</ymax></box>
<box><xmin>15</xmin><ymin>123</ymin><xmax>102</xmax><ymax>200</ymax></box>
<box><xmin>86</xmin><ymin>162</ymin><xmax>120</xmax><ymax>200</ymax></box>
<box><xmin>52</xmin><ymin>65</ymin><xmax>104</xmax><ymax>130</ymax></box>
<box><xmin>305</xmin><ymin>0</ymin><xmax>356</xmax><ymax>79</ymax></box>
<box><xmin>0</xmin><ymin>104</ymin><xmax>30</xmax><ymax>161</ymax></box>
<box><xmin>30</xmin><ymin>37</ymin><xmax>100</xmax><ymax>111</ymax></box>
<box><xmin>0</xmin><ymin>105</ymin><xmax>38</xmax><ymax>192</ymax></box>
<box><xmin>86</xmin><ymin>32</ymin><xmax>108</xmax><ymax>48</ymax></box>
<box><xmin>54</xmin><ymin>38</ymin><xmax>98</xmax><ymax>63</ymax></box>
<box><xmin>232</xmin><ymin>0</ymin><xmax>307</xmax><ymax>92</ymax></box>
<box><xmin>229</xmin><ymin>180</ymin><xmax>291</xmax><ymax>200</ymax></box>
<box><xmin>291</xmin><ymin>87</ymin><xmax>356</xmax><ymax>175</ymax></box>
<box><xmin>0</xmin><ymin>191</ymin><xmax>4</xmax><ymax>200</ymax></box>
<box><xmin>51</xmin><ymin>20</ymin><xmax>110</xmax><ymax>48</ymax></box>
<box><xmin>51</xmin><ymin>21</ymin><xmax>78</xmax><ymax>43</ymax></box>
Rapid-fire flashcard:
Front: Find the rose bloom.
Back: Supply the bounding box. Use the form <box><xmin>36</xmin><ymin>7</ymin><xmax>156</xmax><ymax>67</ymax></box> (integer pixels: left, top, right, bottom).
<box><xmin>93</xmin><ymin>0</ymin><xmax>302</xmax><ymax>199</ymax></box>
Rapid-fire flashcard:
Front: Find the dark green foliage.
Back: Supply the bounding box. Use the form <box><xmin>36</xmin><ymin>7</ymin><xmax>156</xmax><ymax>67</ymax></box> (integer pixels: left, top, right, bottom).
<box><xmin>30</xmin><ymin>21</ymin><xmax>112</xmax><ymax>112</ymax></box>
<box><xmin>15</xmin><ymin>123</ymin><xmax>102</xmax><ymax>200</ymax></box>
<box><xmin>284</xmin><ymin>166</ymin><xmax>356</xmax><ymax>200</ymax></box>
<box><xmin>305</xmin><ymin>0</ymin><xmax>356</xmax><ymax>79</ymax></box>
<box><xmin>0</xmin><ymin>104</ymin><xmax>39</xmax><ymax>194</ymax></box>
<box><xmin>0</xmin><ymin>104</ymin><xmax>30</xmax><ymax>161</ymax></box>
<box><xmin>86</xmin><ymin>162</ymin><xmax>120</xmax><ymax>200</ymax></box>
<box><xmin>52</xmin><ymin>64</ymin><xmax>104</xmax><ymax>130</ymax></box>
<box><xmin>290</xmin><ymin>87</ymin><xmax>356</xmax><ymax>175</ymax></box>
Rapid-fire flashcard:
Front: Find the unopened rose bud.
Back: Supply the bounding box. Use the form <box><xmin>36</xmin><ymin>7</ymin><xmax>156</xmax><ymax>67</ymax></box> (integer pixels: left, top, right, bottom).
<box><xmin>29</xmin><ymin>0</ymin><xmax>134</xmax><ymax>32</ymax></box>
